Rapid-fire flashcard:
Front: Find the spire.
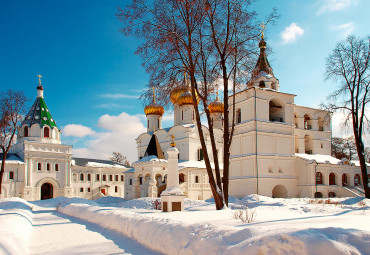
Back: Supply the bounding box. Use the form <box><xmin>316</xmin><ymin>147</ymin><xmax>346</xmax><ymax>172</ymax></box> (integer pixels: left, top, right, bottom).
<box><xmin>247</xmin><ymin>23</ymin><xmax>279</xmax><ymax>90</ymax></box>
<box><xmin>37</xmin><ymin>74</ymin><xmax>44</xmax><ymax>98</ymax></box>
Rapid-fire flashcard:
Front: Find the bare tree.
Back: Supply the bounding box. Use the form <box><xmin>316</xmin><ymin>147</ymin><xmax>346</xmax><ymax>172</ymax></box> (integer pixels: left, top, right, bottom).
<box><xmin>325</xmin><ymin>35</ymin><xmax>370</xmax><ymax>198</ymax></box>
<box><xmin>343</xmin><ymin>136</ymin><xmax>357</xmax><ymax>160</ymax></box>
<box><xmin>0</xmin><ymin>90</ymin><xmax>28</xmax><ymax>196</ymax></box>
<box><xmin>117</xmin><ymin>0</ymin><xmax>275</xmax><ymax>208</ymax></box>
<box><xmin>331</xmin><ymin>137</ymin><xmax>348</xmax><ymax>160</ymax></box>
<box><xmin>110</xmin><ymin>151</ymin><xmax>130</xmax><ymax>166</ymax></box>
<box><xmin>365</xmin><ymin>147</ymin><xmax>370</xmax><ymax>163</ymax></box>
<box><xmin>331</xmin><ymin>136</ymin><xmax>358</xmax><ymax>160</ymax></box>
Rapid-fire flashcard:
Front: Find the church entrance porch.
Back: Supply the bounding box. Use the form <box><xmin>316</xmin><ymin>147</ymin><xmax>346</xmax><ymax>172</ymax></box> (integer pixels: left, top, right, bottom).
<box><xmin>41</xmin><ymin>183</ymin><xmax>53</xmax><ymax>200</ymax></box>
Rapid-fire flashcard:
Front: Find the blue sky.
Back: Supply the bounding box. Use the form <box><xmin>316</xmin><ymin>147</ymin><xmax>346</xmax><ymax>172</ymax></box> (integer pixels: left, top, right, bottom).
<box><xmin>0</xmin><ymin>0</ymin><xmax>369</xmax><ymax>162</ymax></box>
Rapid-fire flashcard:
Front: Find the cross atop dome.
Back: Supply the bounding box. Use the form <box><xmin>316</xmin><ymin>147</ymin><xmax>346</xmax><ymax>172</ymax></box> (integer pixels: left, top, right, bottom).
<box><xmin>247</xmin><ymin>31</ymin><xmax>279</xmax><ymax>91</ymax></box>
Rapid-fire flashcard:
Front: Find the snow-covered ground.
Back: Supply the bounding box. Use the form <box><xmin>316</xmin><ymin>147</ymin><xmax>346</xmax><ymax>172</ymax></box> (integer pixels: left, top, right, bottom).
<box><xmin>0</xmin><ymin>195</ymin><xmax>369</xmax><ymax>254</ymax></box>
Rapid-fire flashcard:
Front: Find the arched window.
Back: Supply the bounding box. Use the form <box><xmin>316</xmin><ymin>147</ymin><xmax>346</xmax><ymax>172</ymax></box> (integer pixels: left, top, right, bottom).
<box><xmin>24</xmin><ymin>126</ymin><xmax>29</xmax><ymax>137</ymax></box>
<box><xmin>80</xmin><ymin>173</ymin><xmax>84</xmax><ymax>181</ymax></box>
<box><xmin>157</xmin><ymin>119</ymin><xmax>159</xmax><ymax>128</ymax></box>
<box><xmin>271</xmin><ymin>82</ymin><xmax>277</xmax><ymax>90</ymax></box>
<box><xmin>259</xmin><ymin>81</ymin><xmax>265</xmax><ymax>88</ymax></box>
<box><xmin>87</xmin><ymin>174</ymin><xmax>91</xmax><ymax>181</ymax></box>
<box><xmin>236</xmin><ymin>109</ymin><xmax>241</xmax><ymax>123</ymax></box>
<box><xmin>269</xmin><ymin>100</ymin><xmax>284</xmax><ymax>122</ymax></box>
<box><xmin>328</xmin><ymin>192</ymin><xmax>336</xmax><ymax>198</ymax></box>
<box><xmin>354</xmin><ymin>174</ymin><xmax>360</xmax><ymax>186</ymax></box>
<box><xmin>182</xmin><ymin>111</ymin><xmax>184</xmax><ymax>120</ymax></box>
<box><xmin>318</xmin><ymin>116</ymin><xmax>324</xmax><ymax>131</ymax></box>
<box><xmin>198</xmin><ymin>148</ymin><xmax>204</xmax><ymax>161</ymax></box>
<box><xmin>329</xmin><ymin>173</ymin><xmax>336</xmax><ymax>185</ymax></box>
<box><xmin>179</xmin><ymin>173</ymin><xmax>185</xmax><ymax>184</ymax></box>
<box><xmin>47</xmin><ymin>163</ymin><xmax>50</xmax><ymax>171</ymax></box>
<box><xmin>55</xmin><ymin>164</ymin><xmax>59</xmax><ymax>171</ymax></box>
<box><xmin>44</xmin><ymin>127</ymin><xmax>50</xmax><ymax>138</ymax></box>
<box><xmin>38</xmin><ymin>163</ymin><xmax>42</xmax><ymax>171</ymax></box>
<box><xmin>195</xmin><ymin>175</ymin><xmax>199</xmax><ymax>183</ymax></box>
<box><xmin>314</xmin><ymin>192</ymin><xmax>323</xmax><ymax>198</ymax></box>
<box><xmin>192</xmin><ymin>111</ymin><xmax>194</xmax><ymax>120</ymax></box>
<box><xmin>73</xmin><ymin>173</ymin><xmax>77</xmax><ymax>182</ymax></box>
<box><xmin>342</xmin><ymin>173</ymin><xmax>349</xmax><ymax>186</ymax></box>
<box><xmin>304</xmin><ymin>114</ymin><xmax>312</xmax><ymax>130</ymax></box>
<box><xmin>316</xmin><ymin>172</ymin><xmax>323</xmax><ymax>184</ymax></box>
<box><xmin>304</xmin><ymin>135</ymin><xmax>313</xmax><ymax>154</ymax></box>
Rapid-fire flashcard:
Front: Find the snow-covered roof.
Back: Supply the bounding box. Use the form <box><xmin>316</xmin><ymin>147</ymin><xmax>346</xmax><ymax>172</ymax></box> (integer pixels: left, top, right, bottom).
<box><xmin>350</xmin><ymin>160</ymin><xmax>370</xmax><ymax>167</ymax></box>
<box><xmin>179</xmin><ymin>160</ymin><xmax>223</xmax><ymax>170</ymax></box>
<box><xmin>133</xmin><ymin>155</ymin><xmax>168</xmax><ymax>164</ymax></box>
<box><xmin>0</xmin><ymin>153</ymin><xmax>24</xmax><ymax>165</ymax></box>
<box><xmin>295</xmin><ymin>153</ymin><xmax>341</xmax><ymax>165</ymax></box>
<box><xmin>72</xmin><ymin>157</ymin><xmax>129</xmax><ymax>169</ymax></box>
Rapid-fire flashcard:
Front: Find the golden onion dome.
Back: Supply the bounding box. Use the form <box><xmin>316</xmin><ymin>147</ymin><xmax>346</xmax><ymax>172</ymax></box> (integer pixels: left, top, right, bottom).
<box><xmin>208</xmin><ymin>93</ymin><xmax>224</xmax><ymax>114</ymax></box>
<box><xmin>177</xmin><ymin>90</ymin><xmax>199</xmax><ymax>106</ymax></box>
<box><xmin>170</xmin><ymin>85</ymin><xmax>188</xmax><ymax>104</ymax></box>
<box><xmin>144</xmin><ymin>87</ymin><xmax>164</xmax><ymax>116</ymax></box>
<box><xmin>144</xmin><ymin>102</ymin><xmax>164</xmax><ymax>116</ymax></box>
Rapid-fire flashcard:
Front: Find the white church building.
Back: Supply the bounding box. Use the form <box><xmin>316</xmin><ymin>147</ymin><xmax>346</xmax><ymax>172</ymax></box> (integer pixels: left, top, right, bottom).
<box><xmin>1</xmin><ymin>82</ymin><xmax>129</xmax><ymax>201</ymax></box>
<box><xmin>125</xmin><ymin>37</ymin><xmax>366</xmax><ymax>200</ymax></box>
<box><xmin>1</xmin><ymin>37</ymin><xmax>367</xmax><ymax>201</ymax></box>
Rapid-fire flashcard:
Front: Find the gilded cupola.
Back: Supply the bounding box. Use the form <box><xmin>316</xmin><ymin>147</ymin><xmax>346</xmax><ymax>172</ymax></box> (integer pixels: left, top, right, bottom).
<box><xmin>144</xmin><ymin>87</ymin><xmax>164</xmax><ymax>116</ymax></box>
<box><xmin>208</xmin><ymin>91</ymin><xmax>224</xmax><ymax>114</ymax></box>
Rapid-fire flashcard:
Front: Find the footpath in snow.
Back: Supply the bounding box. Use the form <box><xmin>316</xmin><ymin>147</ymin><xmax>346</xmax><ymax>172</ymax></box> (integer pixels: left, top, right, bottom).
<box><xmin>0</xmin><ymin>197</ymin><xmax>160</xmax><ymax>255</ymax></box>
<box><xmin>0</xmin><ymin>196</ymin><xmax>369</xmax><ymax>255</ymax></box>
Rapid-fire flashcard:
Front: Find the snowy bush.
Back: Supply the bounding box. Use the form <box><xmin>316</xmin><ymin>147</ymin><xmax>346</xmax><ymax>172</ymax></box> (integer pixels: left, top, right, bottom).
<box><xmin>233</xmin><ymin>201</ymin><xmax>256</xmax><ymax>223</ymax></box>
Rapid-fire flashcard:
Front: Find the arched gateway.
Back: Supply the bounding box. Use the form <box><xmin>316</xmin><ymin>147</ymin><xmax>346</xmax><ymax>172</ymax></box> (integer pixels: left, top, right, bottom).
<box><xmin>272</xmin><ymin>185</ymin><xmax>287</xmax><ymax>198</ymax></box>
<box><xmin>41</xmin><ymin>183</ymin><xmax>53</xmax><ymax>200</ymax></box>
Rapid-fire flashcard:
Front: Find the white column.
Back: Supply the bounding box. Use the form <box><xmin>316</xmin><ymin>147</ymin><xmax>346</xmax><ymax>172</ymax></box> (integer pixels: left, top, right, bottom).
<box><xmin>167</xmin><ymin>147</ymin><xmax>180</xmax><ymax>188</ymax></box>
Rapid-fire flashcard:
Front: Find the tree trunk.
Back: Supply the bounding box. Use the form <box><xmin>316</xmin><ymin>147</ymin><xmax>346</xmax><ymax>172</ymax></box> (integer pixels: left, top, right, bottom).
<box><xmin>353</xmin><ymin>131</ymin><xmax>370</xmax><ymax>198</ymax></box>
<box><xmin>0</xmin><ymin>154</ymin><xmax>6</xmax><ymax>195</ymax></box>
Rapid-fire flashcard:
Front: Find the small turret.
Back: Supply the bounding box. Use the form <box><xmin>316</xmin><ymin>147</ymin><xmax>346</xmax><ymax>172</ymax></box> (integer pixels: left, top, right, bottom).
<box><xmin>144</xmin><ymin>87</ymin><xmax>164</xmax><ymax>133</ymax></box>
<box><xmin>208</xmin><ymin>91</ymin><xmax>224</xmax><ymax>129</ymax></box>
<box><xmin>247</xmin><ymin>23</ymin><xmax>279</xmax><ymax>91</ymax></box>
<box><xmin>19</xmin><ymin>75</ymin><xmax>61</xmax><ymax>144</ymax></box>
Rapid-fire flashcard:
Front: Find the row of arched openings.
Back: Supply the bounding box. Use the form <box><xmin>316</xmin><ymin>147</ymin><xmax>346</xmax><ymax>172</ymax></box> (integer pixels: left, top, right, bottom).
<box><xmin>316</xmin><ymin>172</ymin><xmax>361</xmax><ymax>186</ymax></box>
<box><xmin>37</xmin><ymin>163</ymin><xmax>59</xmax><ymax>171</ymax></box>
<box><xmin>23</xmin><ymin>126</ymin><xmax>51</xmax><ymax>138</ymax></box>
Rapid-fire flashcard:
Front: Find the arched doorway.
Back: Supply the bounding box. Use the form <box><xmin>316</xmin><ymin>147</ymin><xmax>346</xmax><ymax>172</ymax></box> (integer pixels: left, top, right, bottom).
<box><xmin>41</xmin><ymin>183</ymin><xmax>53</xmax><ymax>200</ymax></box>
<box><xmin>272</xmin><ymin>185</ymin><xmax>287</xmax><ymax>198</ymax></box>
<box><xmin>329</xmin><ymin>173</ymin><xmax>336</xmax><ymax>185</ymax></box>
<box><xmin>342</xmin><ymin>173</ymin><xmax>349</xmax><ymax>186</ymax></box>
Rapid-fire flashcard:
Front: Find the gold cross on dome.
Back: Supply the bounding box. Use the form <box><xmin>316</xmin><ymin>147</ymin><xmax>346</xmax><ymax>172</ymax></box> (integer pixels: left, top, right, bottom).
<box><xmin>170</xmin><ymin>134</ymin><xmax>176</xmax><ymax>147</ymax></box>
<box><xmin>152</xmin><ymin>86</ymin><xmax>156</xmax><ymax>102</ymax></box>
<box><xmin>37</xmin><ymin>74</ymin><xmax>43</xmax><ymax>84</ymax></box>
<box><xmin>259</xmin><ymin>22</ymin><xmax>266</xmax><ymax>39</ymax></box>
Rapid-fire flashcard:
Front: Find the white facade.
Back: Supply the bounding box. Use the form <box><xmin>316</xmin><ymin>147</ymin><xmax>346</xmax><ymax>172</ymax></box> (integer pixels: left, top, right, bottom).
<box><xmin>1</xmin><ymin>84</ymin><xmax>129</xmax><ymax>201</ymax></box>
<box><xmin>126</xmin><ymin>37</ymin><xmax>367</xmax><ymax>200</ymax></box>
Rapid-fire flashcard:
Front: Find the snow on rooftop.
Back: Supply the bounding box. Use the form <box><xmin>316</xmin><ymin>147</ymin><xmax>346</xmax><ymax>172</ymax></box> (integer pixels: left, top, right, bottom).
<box><xmin>179</xmin><ymin>160</ymin><xmax>223</xmax><ymax>170</ymax></box>
<box><xmin>134</xmin><ymin>155</ymin><xmax>167</xmax><ymax>164</ymax></box>
<box><xmin>295</xmin><ymin>153</ymin><xmax>341</xmax><ymax>165</ymax></box>
<box><xmin>2</xmin><ymin>154</ymin><xmax>24</xmax><ymax>165</ymax></box>
<box><xmin>85</xmin><ymin>161</ymin><xmax>128</xmax><ymax>169</ymax></box>
<box><xmin>350</xmin><ymin>160</ymin><xmax>370</xmax><ymax>167</ymax></box>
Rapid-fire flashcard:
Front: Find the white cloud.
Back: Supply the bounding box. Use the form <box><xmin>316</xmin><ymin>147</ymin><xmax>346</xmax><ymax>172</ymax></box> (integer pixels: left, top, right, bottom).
<box><xmin>62</xmin><ymin>124</ymin><xmax>95</xmax><ymax>138</ymax></box>
<box><xmin>317</xmin><ymin>0</ymin><xmax>357</xmax><ymax>15</ymax></box>
<box><xmin>94</xmin><ymin>103</ymin><xmax>133</xmax><ymax>109</ymax></box>
<box><xmin>72</xmin><ymin>112</ymin><xmax>146</xmax><ymax>163</ymax></box>
<box><xmin>101</xmin><ymin>93</ymin><xmax>139</xmax><ymax>99</ymax></box>
<box><xmin>281</xmin><ymin>23</ymin><xmax>304</xmax><ymax>44</ymax></box>
<box><xmin>331</xmin><ymin>22</ymin><xmax>355</xmax><ymax>37</ymax></box>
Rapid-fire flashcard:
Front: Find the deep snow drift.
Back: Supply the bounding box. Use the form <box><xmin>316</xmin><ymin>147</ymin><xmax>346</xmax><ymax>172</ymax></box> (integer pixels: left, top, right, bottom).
<box><xmin>0</xmin><ymin>195</ymin><xmax>369</xmax><ymax>255</ymax></box>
